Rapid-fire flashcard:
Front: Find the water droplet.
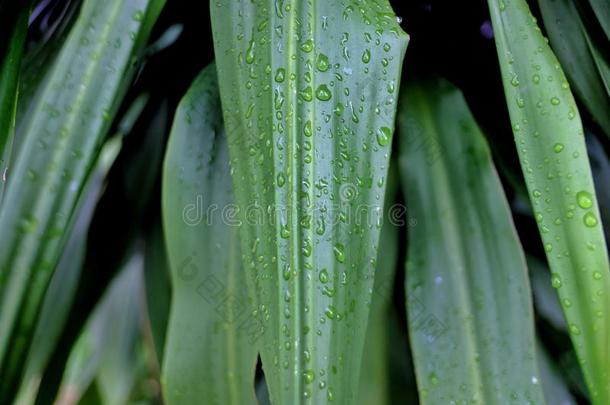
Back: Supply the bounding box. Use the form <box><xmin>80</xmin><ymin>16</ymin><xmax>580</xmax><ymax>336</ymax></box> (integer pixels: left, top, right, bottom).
<box><xmin>304</xmin><ymin>120</ymin><xmax>313</xmax><ymax>137</ymax></box>
<box><xmin>325</xmin><ymin>305</ymin><xmax>337</xmax><ymax>319</ymax></box>
<box><xmin>132</xmin><ymin>10</ymin><xmax>144</xmax><ymax>22</ymax></box>
<box><xmin>300</xmin><ymin>39</ymin><xmax>314</xmax><ymax>52</ymax></box>
<box><xmin>277</xmin><ymin>172</ymin><xmax>286</xmax><ymax>187</ymax></box>
<box><xmin>362</xmin><ymin>49</ymin><xmax>371</xmax><ymax>63</ymax></box>
<box><xmin>316</xmin><ymin>54</ymin><xmax>330</xmax><ymax>72</ymax></box>
<box><xmin>550</xmin><ymin>97</ymin><xmax>561</xmax><ymax>105</ymax></box>
<box><xmin>593</xmin><ymin>271</ymin><xmax>603</xmax><ymax>280</ymax></box>
<box><xmin>584</xmin><ymin>212</ymin><xmax>598</xmax><ymax>227</ymax></box>
<box><xmin>551</xmin><ymin>273</ymin><xmax>562</xmax><ymax>288</ymax></box>
<box><xmin>315</xmin><ymin>85</ymin><xmax>332</xmax><ymax>101</ymax></box>
<box><xmin>300</xmin><ymin>86</ymin><xmax>313</xmax><ymax>102</ymax></box>
<box><xmin>303</xmin><ymin>369</ymin><xmax>315</xmax><ymax>383</ymax></box>
<box><xmin>275</xmin><ymin>68</ymin><xmax>286</xmax><ymax>82</ymax></box>
<box><xmin>569</xmin><ymin>324</ymin><xmax>581</xmax><ymax>335</ymax></box>
<box><xmin>319</xmin><ymin>269</ymin><xmax>329</xmax><ymax>283</ymax></box>
<box><xmin>576</xmin><ymin>191</ymin><xmax>593</xmax><ymax>209</ymax></box>
<box><xmin>376</xmin><ymin>127</ymin><xmax>391</xmax><ymax>146</ymax></box>
<box><xmin>333</xmin><ymin>243</ymin><xmax>345</xmax><ymax>263</ymax></box>
<box><xmin>246</xmin><ymin>39</ymin><xmax>256</xmax><ymax>64</ymax></box>
<box><xmin>280</xmin><ymin>224</ymin><xmax>290</xmax><ymax>238</ymax></box>
<box><xmin>553</xmin><ymin>143</ymin><xmax>564</xmax><ymax>153</ymax></box>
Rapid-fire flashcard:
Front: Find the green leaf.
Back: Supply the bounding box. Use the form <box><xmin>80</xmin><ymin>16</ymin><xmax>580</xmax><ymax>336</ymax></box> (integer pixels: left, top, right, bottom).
<box><xmin>488</xmin><ymin>0</ymin><xmax>610</xmax><ymax>401</ymax></box>
<box><xmin>0</xmin><ymin>0</ymin><xmax>165</xmax><ymax>398</ymax></box>
<box><xmin>538</xmin><ymin>342</ymin><xmax>577</xmax><ymax>405</ymax></box>
<box><xmin>587</xmin><ymin>0</ymin><xmax>610</xmax><ymax>42</ymax></box>
<box><xmin>358</xmin><ymin>165</ymin><xmax>399</xmax><ymax>405</ymax></box>
<box><xmin>537</xmin><ymin>0</ymin><xmax>610</xmax><ymax>136</ymax></box>
<box><xmin>0</xmin><ymin>1</ymin><xmax>31</xmax><ymax>201</ymax></box>
<box><xmin>161</xmin><ymin>64</ymin><xmax>258</xmax><ymax>405</ymax></box>
<box><xmin>14</xmin><ymin>136</ymin><xmax>122</xmax><ymax>405</ymax></box>
<box><xmin>528</xmin><ymin>255</ymin><xmax>567</xmax><ymax>331</ymax></box>
<box><xmin>398</xmin><ymin>77</ymin><xmax>544</xmax><ymax>403</ymax></box>
<box><xmin>143</xmin><ymin>220</ymin><xmax>171</xmax><ymax>366</ymax></box>
<box><xmin>211</xmin><ymin>1</ymin><xmax>408</xmax><ymax>403</ymax></box>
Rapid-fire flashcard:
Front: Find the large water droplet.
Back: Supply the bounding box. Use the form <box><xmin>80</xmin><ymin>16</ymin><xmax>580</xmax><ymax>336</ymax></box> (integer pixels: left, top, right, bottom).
<box><xmin>376</xmin><ymin>127</ymin><xmax>391</xmax><ymax>146</ymax></box>
<box><xmin>583</xmin><ymin>212</ymin><xmax>598</xmax><ymax>227</ymax></box>
<box><xmin>316</xmin><ymin>54</ymin><xmax>330</xmax><ymax>72</ymax></box>
<box><xmin>315</xmin><ymin>85</ymin><xmax>332</xmax><ymax>101</ymax></box>
<box><xmin>576</xmin><ymin>191</ymin><xmax>593</xmax><ymax>209</ymax></box>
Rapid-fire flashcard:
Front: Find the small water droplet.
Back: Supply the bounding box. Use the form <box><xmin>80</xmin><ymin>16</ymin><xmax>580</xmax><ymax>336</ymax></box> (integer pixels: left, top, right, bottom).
<box><xmin>333</xmin><ymin>243</ymin><xmax>345</xmax><ymax>263</ymax></box>
<box><xmin>551</xmin><ymin>273</ymin><xmax>562</xmax><ymax>288</ymax></box>
<box><xmin>576</xmin><ymin>191</ymin><xmax>593</xmax><ymax>209</ymax></box>
<box><xmin>246</xmin><ymin>39</ymin><xmax>256</xmax><ymax>64</ymax></box>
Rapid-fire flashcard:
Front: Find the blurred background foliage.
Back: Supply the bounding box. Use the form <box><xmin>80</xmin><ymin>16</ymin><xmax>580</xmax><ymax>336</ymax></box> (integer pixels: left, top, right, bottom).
<box><xmin>1</xmin><ymin>0</ymin><xmax>608</xmax><ymax>403</ymax></box>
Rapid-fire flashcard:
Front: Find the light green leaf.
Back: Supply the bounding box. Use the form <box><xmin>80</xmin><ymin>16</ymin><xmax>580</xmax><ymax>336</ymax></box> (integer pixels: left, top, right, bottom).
<box><xmin>488</xmin><ymin>0</ymin><xmax>610</xmax><ymax>401</ymax></box>
<box><xmin>398</xmin><ymin>77</ymin><xmax>544</xmax><ymax>404</ymax></box>
<box><xmin>358</xmin><ymin>166</ymin><xmax>399</xmax><ymax>405</ymax></box>
<box><xmin>211</xmin><ymin>1</ymin><xmax>408</xmax><ymax>403</ymax></box>
<box><xmin>161</xmin><ymin>64</ymin><xmax>258</xmax><ymax>405</ymax></box>
<box><xmin>537</xmin><ymin>0</ymin><xmax>610</xmax><ymax>136</ymax></box>
<box><xmin>14</xmin><ymin>136</ymin><xmax>122</xmax><ymax>405</ymax></box>
<box><xmin>0</xmin><ymin>0</ymin><xmax>165</xmax><ymax>398</ymax></box>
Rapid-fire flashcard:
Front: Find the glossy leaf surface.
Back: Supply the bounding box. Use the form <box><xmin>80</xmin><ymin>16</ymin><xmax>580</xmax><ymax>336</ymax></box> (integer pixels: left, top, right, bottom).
<box><xmin>161</xmin><ymin>64</ymin><xmax>258</xmax><ymax>405</ymax></box>
<box><xmin>488</xmin><ymin>0</ymin><xmax>610</xmax><ymax>401</ymax></box>
<box><xmin>211</xmin><ymin>1</ymin><xmax>408</xmax><ymax>403</ymax></box>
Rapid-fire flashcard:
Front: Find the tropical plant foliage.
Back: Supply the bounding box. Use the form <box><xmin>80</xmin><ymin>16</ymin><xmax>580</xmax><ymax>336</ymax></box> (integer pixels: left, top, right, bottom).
<box><xmin>0</xmin><ymin>0</ymin><xmax>608</xmax><ymax>404</ymax></box>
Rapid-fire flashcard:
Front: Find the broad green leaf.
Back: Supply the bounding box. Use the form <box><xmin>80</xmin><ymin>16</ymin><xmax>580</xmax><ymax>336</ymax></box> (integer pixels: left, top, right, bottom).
<box><xmin>537</xmin><ymin>0</ymin><xmax>610</xmax><ymax>136</ymax></box>
<box><xmin>0</xmin><ymin>1</ymin><xmax>31</xmax><ymax>201</ymax></box>
<box><xmin>488</xmin><ymin>0</ymin><xmax>610</xmax><ymax>401</ymax></box>
<box><xmin>0</xmin><ymin>0</ymin><xmax>165</xmax><ymax>398</ymax></box>
<box><xmin>358</xmin><ymin>166</ymin><xmax>399</xmax><ymax>405</ymax></box>
<box><xmin>161</xmin><ymin>64</ymin><xmax>258</xmax><ymax>405</ymax></box>
<box><xmin>398</xmin><ymin>77</ymin><xmax>544</xmax><ymax>403</ymax></box>
<box><xmin>211</xmin><ymin>1</ymin><xmax>408</xmax><ymax>403</ymax></box>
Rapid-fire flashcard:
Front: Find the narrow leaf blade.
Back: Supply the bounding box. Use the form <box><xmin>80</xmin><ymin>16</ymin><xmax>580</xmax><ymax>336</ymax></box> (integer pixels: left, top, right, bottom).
<box><xmin>487</xmin><ymin>0</ymin><xmax>610</xmax><ymax>401</ymax></box>
<box><xmin>0</xmin><ymin>0</ymin><xmax>165</xmax><ymax>397</ymax></box>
